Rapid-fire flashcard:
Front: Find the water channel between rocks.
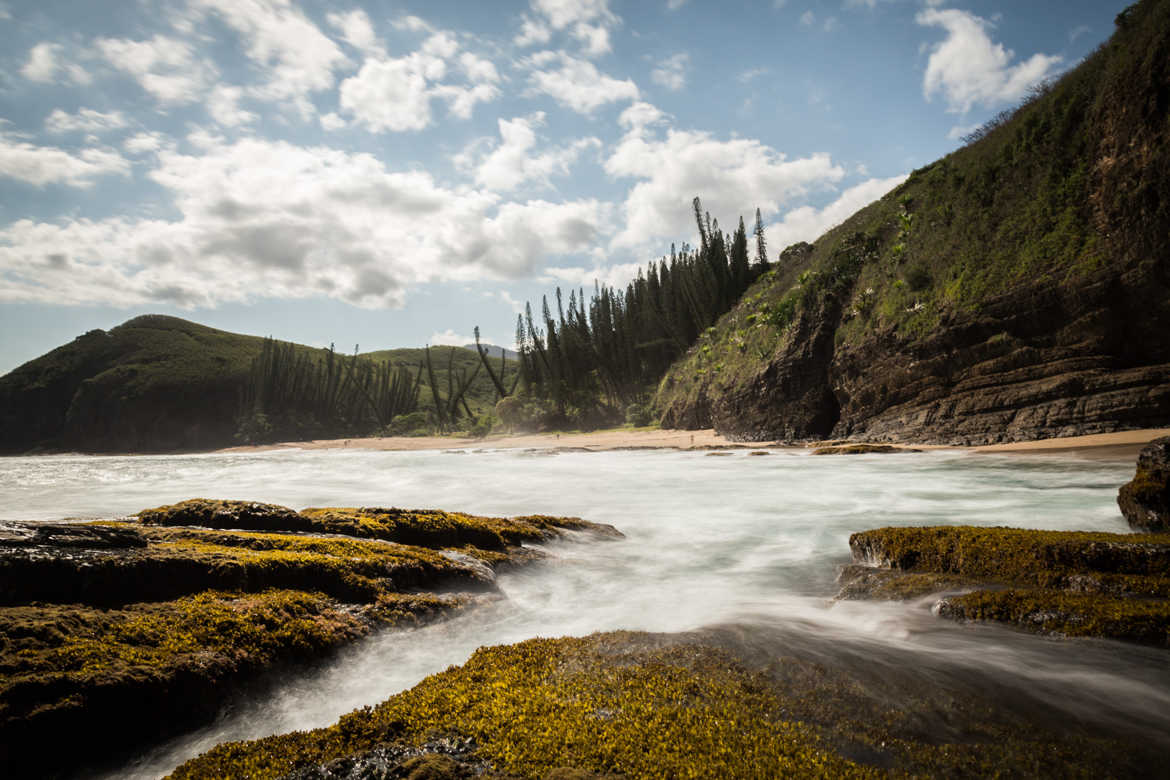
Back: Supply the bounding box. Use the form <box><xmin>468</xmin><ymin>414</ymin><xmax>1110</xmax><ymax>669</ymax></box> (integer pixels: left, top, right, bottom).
<box><xmin>2</xmin><ymin>446</ymin><xmax>1166</xmax><ymax>777</ymax></box>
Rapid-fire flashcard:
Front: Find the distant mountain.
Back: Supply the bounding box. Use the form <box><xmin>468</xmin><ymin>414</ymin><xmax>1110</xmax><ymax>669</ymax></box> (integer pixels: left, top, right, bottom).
<box><xmin>0</xmin><ymin>315</ymin><xmax>513</xmax><ymax>454</ymax></box>
<box><xmin>656</xmin><ymin>0</ymin><xmax>1170</xmax><ymax>443</ymax></box>
<box><xmin>461</xmin><ymin>343</ymin><xmax>520</xmax><ymax>361</ymax></box>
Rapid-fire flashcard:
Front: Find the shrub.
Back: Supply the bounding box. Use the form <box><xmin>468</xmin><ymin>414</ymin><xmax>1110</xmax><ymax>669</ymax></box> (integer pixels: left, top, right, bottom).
<box><xmin>385</xmin><ymin>411</ymin><xmax>431</xmax><ymax>436</ymax></box>
<box><xmin>625</xmin><ymin>403</ymin><xmax>653</xmax><ymax>427</ymax></box>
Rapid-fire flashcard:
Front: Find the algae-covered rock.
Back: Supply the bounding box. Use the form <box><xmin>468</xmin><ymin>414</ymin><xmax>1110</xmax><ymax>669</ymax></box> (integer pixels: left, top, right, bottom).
<box><xmin>171</xmin><ymin>628</ymin><xmax>1161</xmax><ymax>779</ymax></box>
<box><xmin>841</xmin><ymin>525</ymin><xmax>1170</xmax><ymax>646</ymax></box>
<box><xmin>137</xmin><ymin>499</ymin><xmax>623</xmax><ymax>549</ymax></box>
<box><xmin>137</xmin><ymin>498</ymin><xmax>310</xmax><ymax>531</ymax></box>
<box><xmin>1118</xmin><ymin>436</ymin><xmax>1170</xmax><ymax>532</ymax></box>
<box><xmin>1</xmin><ymin>499</ymin><xmax>620</xmax><ymax>777</ymax></box>
<box><xmin>812</xmin><ymin>444</ymin><xmax>921</xmax><ymax>455</ymax></box>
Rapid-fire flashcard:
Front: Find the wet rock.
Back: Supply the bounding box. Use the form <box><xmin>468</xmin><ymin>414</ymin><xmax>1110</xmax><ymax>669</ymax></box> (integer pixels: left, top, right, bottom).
<box><xmin>1118</xmin><ymin>436</ymin><xmax>1170</xmax><ymax>532</ymax></box>
<box><xmin>173</xmin><ymin>628</ymin><xmax>1164</xmax><ymax>779</ymax></box>
<box><xmin>842</xmin><ymin>525</ymin><xmax>1170</xmax><ymax>645</ymax></box>
<box><xmin>137</xmin><ymin>498</ymin><xmax>310</xmax><ymax>532</ymax></box>
<box><xmin>0</xmin><ymin>500</ymin><xmax>622</xmax><ymax>778</ymax></box>
<box><xmin>0</xmin><ymin>521</ymin><xmax>146</xmax><ymax>548</ymax></box>
<box><xmin>812</xmin><ymin>444</ymin><xmax>921</xmax><ymax>455</ymax></box>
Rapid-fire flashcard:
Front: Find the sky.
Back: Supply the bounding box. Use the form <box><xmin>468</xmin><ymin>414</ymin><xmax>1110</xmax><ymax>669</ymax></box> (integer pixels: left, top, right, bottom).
<box><xmin>0</xmin><ymin>0</ymin><xmax>1132</xmax><ymax>373</ymax></box>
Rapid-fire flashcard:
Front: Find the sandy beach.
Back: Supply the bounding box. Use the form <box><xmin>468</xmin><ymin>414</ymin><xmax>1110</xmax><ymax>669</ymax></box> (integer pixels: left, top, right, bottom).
<box><xmin>219</xmin><ymin>427</ymin><xmax>1170</xmax><ymax>460</ymax></box>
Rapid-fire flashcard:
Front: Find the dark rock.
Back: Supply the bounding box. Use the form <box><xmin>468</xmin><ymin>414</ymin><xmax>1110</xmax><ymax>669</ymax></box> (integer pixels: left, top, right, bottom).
<box><xmin>137</xmin><ymin>498</ymin><xmax>310</xmax><ymax>531</ymax></box>
<box><xmin>812</xmin><ymin>444</ymin><xmax>921</xmax><ymax>455</ymax></box>
<box><xmin>1118</xmin><ymin>436</ymin><xmax>1170</xmax><ymax>531</ymax></box>
<box><xmin>0</xmin><ymin>521</ymin><xmax>146</xmax><ymax>549</ymax></box>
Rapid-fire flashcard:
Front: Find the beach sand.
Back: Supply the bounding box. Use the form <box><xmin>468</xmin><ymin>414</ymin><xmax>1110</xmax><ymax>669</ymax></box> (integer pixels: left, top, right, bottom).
<box><xmin>219</xmin><ymin>427</ymin><xmax>1170</xmax><ymax>461</ymax></box>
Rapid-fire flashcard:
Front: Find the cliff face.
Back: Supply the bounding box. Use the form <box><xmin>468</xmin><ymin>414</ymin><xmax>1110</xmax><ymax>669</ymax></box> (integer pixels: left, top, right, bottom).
<box><xmin>657</xmin><ymin>0</ymin><xmax>1170</xmax><ymax>443</ymax></box>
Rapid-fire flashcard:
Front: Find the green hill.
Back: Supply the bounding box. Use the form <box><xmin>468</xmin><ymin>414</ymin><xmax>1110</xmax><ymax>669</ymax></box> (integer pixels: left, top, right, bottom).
<box><xmin>656</xmin><ymin>0</ymin><xmax>1170</xmax><ymax>444</ymax></box>
<box><xmin>0</xmin><ymin>316</ymin><xmax>512</xmax><ymax>454</ymax></box>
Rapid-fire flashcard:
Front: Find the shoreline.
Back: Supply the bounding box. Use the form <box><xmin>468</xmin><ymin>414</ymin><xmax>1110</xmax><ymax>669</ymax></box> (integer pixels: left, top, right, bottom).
<box><xmin>218</xmin><ymin>427</ymin><xmax>1170</xmax><ymax>461</ymax></box>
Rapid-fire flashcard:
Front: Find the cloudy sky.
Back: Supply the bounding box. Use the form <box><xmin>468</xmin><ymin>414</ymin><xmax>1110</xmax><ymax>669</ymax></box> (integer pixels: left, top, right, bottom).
<box><xmin>0</xmin><ymin>0</ymin><xmax>1128</xmax><ymax>372</ymax></box>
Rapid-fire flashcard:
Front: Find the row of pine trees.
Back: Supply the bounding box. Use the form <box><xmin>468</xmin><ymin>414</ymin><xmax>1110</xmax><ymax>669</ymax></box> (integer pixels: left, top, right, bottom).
<box><xmin>507</xmin><ymin>200</ymin><xmax>773</xmax><ymax>420</ymax></box>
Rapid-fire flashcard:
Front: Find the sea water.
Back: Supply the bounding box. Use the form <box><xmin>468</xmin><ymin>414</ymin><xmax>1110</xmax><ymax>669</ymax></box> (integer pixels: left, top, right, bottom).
<box><xmin>1</xmin><ymin>447</ymin><xmax>1166</xmax><ymax>777</ymax></box>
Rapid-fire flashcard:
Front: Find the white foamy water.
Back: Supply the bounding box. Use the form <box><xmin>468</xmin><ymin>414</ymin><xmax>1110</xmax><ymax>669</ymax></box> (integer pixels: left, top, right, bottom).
<box><xmin>2</xmin><ymin>447</ymin><xmax>1166</xmax><ymax>777</ymax></box>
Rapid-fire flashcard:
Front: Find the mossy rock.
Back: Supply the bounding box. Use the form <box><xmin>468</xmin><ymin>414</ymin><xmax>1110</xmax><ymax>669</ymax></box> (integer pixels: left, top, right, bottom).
<box><xmin>0</xmin><ymin>521</ymin><xmax>492</xmax><ymax>607</ymax></box>
<box><xmin>171</xmin><ymin>629</ymin><xmax>1157</xmax><ymax>779</ymax></box>
<box><xmin>0</xmin><ymin>499</ymin><xmax>621</xmax><ymax>776</ymax></box>
<box><xmin>850</xmin><ymin>526</ymin><xmax>1170</xmax><ymax>580</ymax></box>
<box><xmin>812</xmin><ymin>444</ymin><xmax>920</xmax><ymax>455</ymax></box>
<box><xmin>135</xmin><ymin>500</ymin><xmax>622</xmax><ymax>551</ymax></box>
<box><xmin>137</xmin><ymin>498</ymin><xmax>310</xmax><ymax>532</ymax></box>
<box><xmin>938</xmin><ymin>588</ymin><xmax>1170</xmax><ymax>646</ymax></box>
<box><xmin>843</xmin><ymin>526</ymin><xmax>1170</xmax><ymax>646</ymax></box>
<box><xmin>1118</xmin><ymin>436</ymin><xmax>1170</xmax><ymax>532</ymax></box>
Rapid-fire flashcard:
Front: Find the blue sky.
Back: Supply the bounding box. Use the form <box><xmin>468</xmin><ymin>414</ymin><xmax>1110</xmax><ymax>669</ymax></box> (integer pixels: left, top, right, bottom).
<box><xmin>0</xmin><ymin>0</ymin><xmax>1130</xmax><ymax>372</ymax></box>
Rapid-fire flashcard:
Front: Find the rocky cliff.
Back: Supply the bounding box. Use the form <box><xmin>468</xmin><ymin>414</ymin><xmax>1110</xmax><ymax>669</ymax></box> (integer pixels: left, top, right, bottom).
<box><xmin>656</xmin><ymin>0</ymin><xmax>1170</xmax><ymax>444</ymax></box>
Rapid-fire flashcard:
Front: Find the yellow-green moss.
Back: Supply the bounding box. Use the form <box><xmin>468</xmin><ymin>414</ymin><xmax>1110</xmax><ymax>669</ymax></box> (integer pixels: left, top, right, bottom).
<box><xmin>850</xmin><ymin>526</ymin><xmax>1170</xmax><ymax>581</ymax></box>
<box><xmin>135</xmin><ymin>499</ymin><xmax>619</xmax><ymax>551</ymax></box>
<box><xmin>171</xmin><ymin>630</ymin><xmax>1153</xmax><ymax>779</ymax></box>
<box><xmin>941</xmin><ymin>589</ymin><xmax>1170</xmax><ymax>646</ymax></box>
<box><xmin>846</xmin><ymin>526</ymin><xmax>1170</xmax><ymax>644</ymax></box>
<box><xmin>171</xmin><ymin>633</ymin><xmax>871</xmax><ymax>780</ymax></box>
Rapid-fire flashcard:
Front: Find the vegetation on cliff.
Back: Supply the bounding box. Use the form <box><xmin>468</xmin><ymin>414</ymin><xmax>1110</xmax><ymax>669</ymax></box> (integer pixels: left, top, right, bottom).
<box><xmin>0</xmin><ymin>500</ymin><xmax>614</xmax><ymax>776</ymax></box>
<box><xmin>655</xmin><ymin>0</ymin><xmax>1170</xmax><ymax>443</ymax></box>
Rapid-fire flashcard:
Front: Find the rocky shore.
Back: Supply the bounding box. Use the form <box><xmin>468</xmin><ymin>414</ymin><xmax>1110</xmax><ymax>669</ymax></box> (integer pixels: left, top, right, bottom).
<box><xmin>171</xmin><ymin>624</ymin><xmax>1162</xmax><ymax>779</ymax></box>
<box><xmin>0</xmin><ymin>500</ymin><xmax>620</xmax><ymax>777</ymax></box>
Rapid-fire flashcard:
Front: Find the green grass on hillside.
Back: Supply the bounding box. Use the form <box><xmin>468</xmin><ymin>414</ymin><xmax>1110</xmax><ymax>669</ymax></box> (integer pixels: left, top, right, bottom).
<box><xmin>655</xmin><ymin>0</ymin><xmax>1170</xmax><ymax>425</ymax></box>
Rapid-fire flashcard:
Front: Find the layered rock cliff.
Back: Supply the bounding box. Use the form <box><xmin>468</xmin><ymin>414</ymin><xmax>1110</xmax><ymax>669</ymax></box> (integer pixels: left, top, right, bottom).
<box><xmin>657</xmin><ymin>0</ymin><xmax>1170</xmax><ymax>444</ymax></box>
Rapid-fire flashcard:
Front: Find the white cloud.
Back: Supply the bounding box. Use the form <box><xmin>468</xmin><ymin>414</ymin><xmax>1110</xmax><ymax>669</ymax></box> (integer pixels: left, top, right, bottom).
<box><xmin>0</xmin><ymin>138</ymin><xmax>613</xmax><ymax>308</ymax></box>
<box><xmin>823</xmin><ymin>17</ymin><xmax>839</xmax><ymax>33</ymax></box>
<box><xmin>97</xmin><ymin>35</ymin><xmax>212</xmax><ymax>104</ymax></box>
<box><xmin>340</xmin><ymin>56</ymin><xmax>434</xmax><ymax>132</ymax></box>
<box><xmin>20</xmin><ymin>42</ymin><xmax>92</xmax><ymax>85</ymax></box>
<box><xmin>459</xmin><ymin>113</ymin><xmax>600</xmax><ymax>192</ymax></box>
<box><xmin>188</xmin><ymin>0</ymin><xmax>350</xmax><ymax>117</ymax></box>
<box><xmin>21</xmin><ymin>43</ymin><xmax>61</xmax><ymax>82</ymax></box>
<box><xmin>459</xmin><ymin>52</ymin><xmax>501</xmax><ymax>85</ymax></box>
<box><xmin>515</xmin><ymin>16</ymin><xmax>552</xmax><ymax>48</ymax></box>
<box><xmin>604</xmin><ymin>102</ymin><xmax>847</xmax><ymax>250</ymax></box>
<box><xmin>433</xmin><ymin>83</ymin><xmax>503</xmax><ymax>120</ymax></box>
<box><xmin>800</xmin><ymin>10</ymin><xmax>815</xmax><ymax>26</ymax></box>
<box><xmin>521</xmin><ymin>0</ymin><xmax>619</xmax><ymax>56</ymax></box>
<box><xmin>523</xmin><ymin>51</ymin><xmax>639</xmax><ymax>114</ymax></box>
<box><xmin>651</xmin><ymin>53</ymin><xmax>689</xmax><ymax>92</ymax></box>
<box><xmin>44</xmin><ymin>108</ymin><xmax>128</xmax><ymax>135</ymax></box>
<box><xmin>0</xmin><ymin>133</ymin><xmax>130</xmax><ymax>188</ymax></box>
<box><xmin>339</xmin><ymin>29</ymin><xmax>500</xmax><ymax>131</ymax></box>
<box><xmin>319</xmin><ymin>112</ymin><xmax>347</xmax><ymax>131</ymax></box>
<box><xmin>738</xmin><ymin>67</ymin><xmax>769</xmax><ymax>83</ymax></box>
<box><xmin>429</xmin><ymin>328</ymin><xmax>474</xmax><ymax>346</ymax></box>
<box><xmin>766</xmin><ymin>174</ymin><xmax>908</xmax><ymax>250</ymax></box>
<box><xmin>326</xmin><ymin>8</ymin><xmax>384</xmax><ymax>56</ymax></box>
<box><xmin>207</xmin><ymin>85</ymin><xmax>258</xmax><ymax>127</ymax></box>
<box><xmin>540</xmin><ymin>260</ymin><xmax>645</xmax><ymax>290</ymax></box>
<box><xmin>123</xmin><ymin>132</ymin><xmax>170</xmax><ymax>155</ymax></box>
<box><xmin>667</xmin><ymin>0</ymin><xmax>688</xmax><ymax>10</ymax></box>
<box><xmin>1069</xmin><ymin>25</ymin><xmax>1091</xmax><ymax>44</ymax></box>
<box><xmin>917</xmin><ymin>8</ymin><xmax>1063</xmax><ymax>114</ymax></box>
